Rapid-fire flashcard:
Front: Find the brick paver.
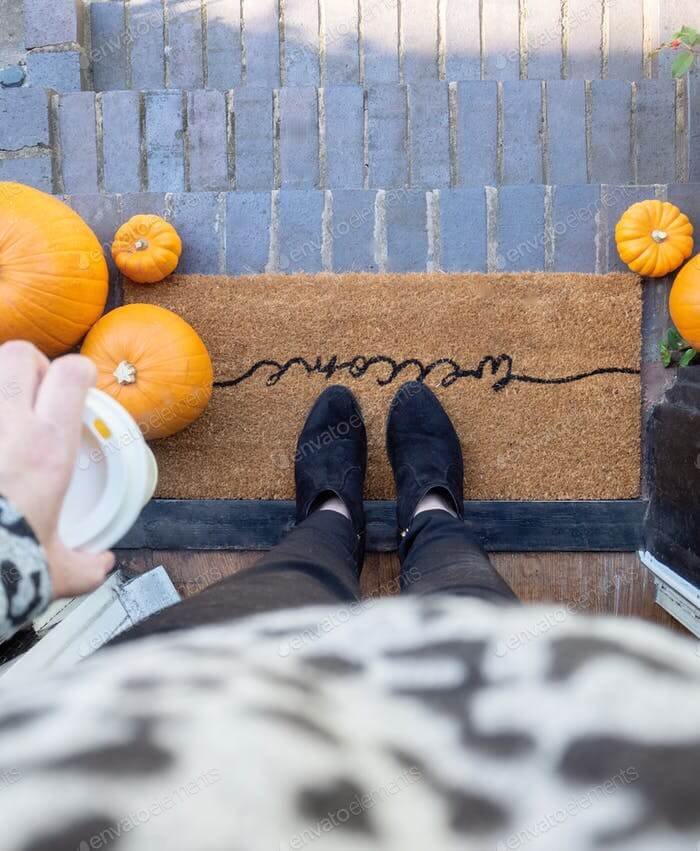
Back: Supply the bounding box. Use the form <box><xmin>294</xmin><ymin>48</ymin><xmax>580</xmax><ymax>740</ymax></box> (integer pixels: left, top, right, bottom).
<box><xmin>90</xmin><ymin>2</ymin><xmax>127</xmax><ymax>91</ymax></box>
<box><xmin>24</xmin><ymin>0</ymin><xmax>82</xmax><ymax>49</ymax></box>
<box><xmin>439</xmin><ymin>187</ymin><xmax>487</xmax><ymax>271</ymax></box>
<box><xmin>27</xmin><ymin>50</ymin><xmax>82</xmax><ymax>91</ymax></box>
<box><xmin>331</xmin><ymin>189</ymin><xmax>378</xmax><ymax>272</ymax></box>
<box><xmin>166</xmin><ymin>0</ymin><xmax>204</xmax><ymax>89</ymax></box>
<box><xmin>279</xmin><ymin>87</ymin><xmax>319</xmax><ymax>189</ymax></box>
<box><xmin>324</xmin><ymin>87</ymin><xmax>364</xmax><ymax>189</ymax></box>
<box><xmin>128</xmin><ymin>0</ymin><xmax>165</xmax><ymax>89</ymax></box>
<box><xmin>277</xmin><ymin>189</ymin><xmax>325</xmax><ymax>272</ymax></box>
<box><xmin>0</xmin><ymin>88</ymin><xmax>49</xmax><ymax>150</ymax></box>
<box><xmin>546</xmin><ymin>80</ymin><xmax>587</xmax><ymax>185</ymax></box>
<box><xmin>187</xmin><ymin>90</ymin><xmax>228</xmax><ymax>192</ymax></box>
<box><xmin>385</xmin><ymin>189</ymin><xmax>428</xmax><ymax>272</ymax></box>
<box><xmin>550</xmin><ymin>184</ymin><xmax>599</xmax><ymax>273</ymax></box>
<box><xmin>101</xmin><ymin>90</ymin><xmax>141</xmax><ymax>193</ymax></box>
<box><xmin>496</xmin><ymin>185</ymin><xmax>546</xmax><ymax>272</ymax></box>
<box><xmin>226</xmin><ymin>192</ymin><xmax>271</xmax><ymax>274</ymax></box>
<box><xmin>144</xmin><ymin>91</ymin><xmax>185</xmax><ymax>192</ymax></box>
<box><xmin>233</xmin><ymin>88</ymin><xmax>274</xmax><ymax>191</ymax></box>
<box><xmin>58</xmin><ymin>92</ymin><xmax>98</xmax><ymax>194</ymax></box>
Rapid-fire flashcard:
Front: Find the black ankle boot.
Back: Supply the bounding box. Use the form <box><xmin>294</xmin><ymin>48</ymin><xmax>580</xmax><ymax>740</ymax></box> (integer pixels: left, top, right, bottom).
<box><xmin>386</xmin><ymin>380</ymin><xmax>464</xmax><ymax>537</ymax></box>
<box><xmin>295</xmin><ymin>386</ymin><xmax>367</xmax><ymax>552</ymax></box>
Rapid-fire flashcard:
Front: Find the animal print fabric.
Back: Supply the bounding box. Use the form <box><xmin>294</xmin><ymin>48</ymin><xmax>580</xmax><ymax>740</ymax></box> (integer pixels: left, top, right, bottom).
<box><xmin>0</xmin><ymin>495</ymin><xmax>51</xmax><ymax>643</ymax></box>
<box><xmin>1</xmin><ymin>594</ymin><xmax>700</xmax><ymax>850</ymax></box>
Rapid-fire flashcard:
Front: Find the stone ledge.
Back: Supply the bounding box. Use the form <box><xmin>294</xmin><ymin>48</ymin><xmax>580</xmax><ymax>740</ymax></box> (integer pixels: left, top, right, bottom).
<box><xmin>0</xmin><ymin>80</ymin><xmax>693</xmax><ymax>194</ymax></box>
<box><xmin>83</xmin><ymin>0</ymin><xmax>670</xmax><ymax>92</ymax></box>
<box><xmin>12</xmin><ymin>0</ymin><xmax>696</xmax><ymax>94</ymax></box>
<box><xmin>46</xmin><ymin>184</ymin><xmax>698</xmax><ymax>278</ymax></box>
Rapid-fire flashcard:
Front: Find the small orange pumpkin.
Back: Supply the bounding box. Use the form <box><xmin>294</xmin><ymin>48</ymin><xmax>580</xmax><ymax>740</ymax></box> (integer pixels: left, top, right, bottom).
<box><xmin>0</xmin><ymin>182</ymin><xmax>108</xmax><ymax>356</ymax></box>
<box><xmin>615</xmin><ymin>200</ymin><xmax>693</xmax><ymax>277</ymax></box>
<box><xmin>669</xmin><ymin>254</ymin><xmax>700</xmax><ymax>349</ymax></box>
<box><xmin>80</xmin><ymin>304</ymin><xmax>213</xmax><ymax>439</ymax></box>
<box><xmin>112</xmin><ymin>215</ymin><xmax>182</xmax><ymax>283</ymax></box>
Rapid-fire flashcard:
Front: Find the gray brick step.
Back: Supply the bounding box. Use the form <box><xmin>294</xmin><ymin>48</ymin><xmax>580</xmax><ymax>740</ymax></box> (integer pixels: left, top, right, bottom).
<box><xmin>1</xmin><ymin>81</ymin><xmax>694</xmax><ymax>194</ymax></box>
<box><xmin>56</xmin><ymin>184</ymin><xmax>700</xmax><ymax>281</ymax></box>
<box><xmin>11</xmin><ymin>0</ymin><xmax>689</xmax><ymax>93</ymax></box>
<box><xmin>80</xmin><ymin>0</ymin><xmax>674</xmax><ymax>92</ymax></box>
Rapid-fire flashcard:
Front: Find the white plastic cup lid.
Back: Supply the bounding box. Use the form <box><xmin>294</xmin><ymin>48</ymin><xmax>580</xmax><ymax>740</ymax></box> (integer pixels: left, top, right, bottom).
<box><xmin>58</xmin><ymin>388</ymin><xmax>158</xmax><ymax>552</ymax></box>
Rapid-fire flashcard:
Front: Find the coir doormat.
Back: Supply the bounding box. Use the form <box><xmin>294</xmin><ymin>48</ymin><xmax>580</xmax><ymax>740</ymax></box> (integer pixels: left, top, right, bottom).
<box><xmin>123</xmin><ymin>273</ymin><xmax>642</xmax><ymax>501</ymax></box>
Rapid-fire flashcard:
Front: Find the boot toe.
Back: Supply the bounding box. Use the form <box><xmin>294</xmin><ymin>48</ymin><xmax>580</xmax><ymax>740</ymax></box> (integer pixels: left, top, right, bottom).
<box><xmin>306</xmin><ymin>386</ymin><xmax>363</xmax><ymax>436</ymax></box>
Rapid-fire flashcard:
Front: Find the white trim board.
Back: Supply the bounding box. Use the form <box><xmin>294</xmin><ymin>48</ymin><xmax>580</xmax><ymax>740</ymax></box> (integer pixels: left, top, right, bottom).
<box><xmin>639</xmin><ymin>550</ymin><xmax>700</xmax><ymax>638</ymax></box>
<box><xmin>0</xmin><ymin>566</ymin><xmax>180</xmax><ymax>682</ymax></box>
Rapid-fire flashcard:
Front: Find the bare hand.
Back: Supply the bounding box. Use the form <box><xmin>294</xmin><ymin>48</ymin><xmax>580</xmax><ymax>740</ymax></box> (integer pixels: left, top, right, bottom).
<box><xmin>0</xmin><ymin>341</ymin><xmax>114</xmax><ymax>599</ymax></box>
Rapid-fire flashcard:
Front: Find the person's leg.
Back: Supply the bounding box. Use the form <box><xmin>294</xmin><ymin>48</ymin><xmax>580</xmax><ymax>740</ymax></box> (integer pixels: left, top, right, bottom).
<box><xmin>398</xmin><ymin>509</ymin><xmax>516</xmax><ymax>602</ymax></box>
<box><xmin>386</xmin><ymin>381</ymin><xmax>517</xmax><ymax>604</ymax></box>
<box><xmin>110</xmin><ymin>510</ymin><xmax>362</xmax><ymax>643</ymax></box>
<box><xmin>110</xmin><ymin>386</ymin><xmax>368</xmax><ymax>644</ymax></box>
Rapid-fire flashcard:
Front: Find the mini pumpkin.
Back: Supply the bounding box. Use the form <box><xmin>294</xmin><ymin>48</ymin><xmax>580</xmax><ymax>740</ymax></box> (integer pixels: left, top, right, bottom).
<box><xmin>669</xmin><ymin>254</ymin><xmax>700</xmax><ymax>350</ymax></box>
<box><xmin>615</xmin><ymin>200</ymin><xmax>693</xmax><ymax>277</ymax></box>
<box><xmin>0</xmin><ymin>182</ymin><xmax>108</xmax><ymax>356</ymax></box>
<box><xmin>112</xmin><ymin>215</ymin><xmax>182</xmax><ymax>283</ymax></box>
<box><xmin>80</xmin><ymin>304</ymin><xmax>213</xmax><ymax>439</ymax></box>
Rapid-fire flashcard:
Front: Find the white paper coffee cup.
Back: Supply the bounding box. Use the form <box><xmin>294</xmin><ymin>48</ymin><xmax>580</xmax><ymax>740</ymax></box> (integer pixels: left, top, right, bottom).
<box><xmin>58</xmin><ymin>388</ymin><xmax>158</xmax><ymax>552</ymax></box>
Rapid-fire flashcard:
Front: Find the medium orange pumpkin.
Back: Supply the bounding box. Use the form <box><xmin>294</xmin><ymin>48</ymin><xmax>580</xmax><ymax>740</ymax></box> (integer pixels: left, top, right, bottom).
<box><xmin>112</xmin><ymin>215</ymin><xmax>182</xmax><ymax>283</ymax></box>
<box><xmin>615</xmin><ymin>200</ymin><xmax>693</xmax><ymax>277</ymax></box>
<box><xmin>80</xmin><ymin>304</ymin><xmax>213</xmax><ymax>439</ymax></box>
<box><xmin>669</xmin><ymin>254</ymin><xmax>700</xmax><ymax>349</ymax></box>
<box><xmin>0</xmin><ymin>182</ymin><xmax>108</xmax><ymax>356</ymax></box>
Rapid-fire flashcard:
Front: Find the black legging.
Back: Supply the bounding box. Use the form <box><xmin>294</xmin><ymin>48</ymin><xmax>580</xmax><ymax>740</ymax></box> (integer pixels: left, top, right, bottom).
<box><xmin>110</xmin><ymin>509</ymin><xmax>517</xmax><ymax>644</ymax></box>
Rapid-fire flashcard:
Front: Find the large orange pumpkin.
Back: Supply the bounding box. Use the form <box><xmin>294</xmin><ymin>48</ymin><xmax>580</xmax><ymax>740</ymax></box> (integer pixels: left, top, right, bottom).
<box><xmin>80</xmin><ymin>304</ymin><xmax>213</xmax><ymax>439</ymax></box>
<box><xmin>669</xmin><ymin>254</ymin><xmax>700</xmax><ymax>349</ymax></box>
<box><xmin>0</xmin><ymin>182</ymin><xmax>108</xmax><ymax>356</ymax></box>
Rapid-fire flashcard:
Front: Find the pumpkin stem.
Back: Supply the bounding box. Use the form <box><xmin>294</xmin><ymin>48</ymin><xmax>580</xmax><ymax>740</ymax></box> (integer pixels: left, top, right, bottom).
<box><xmin>651</xmin><ymin>229</ymin><xmax>668</xmax><ymax>243</ymax></box>
<box><xmin>113</xmin><ymin>360</ymin><xmax>137</xmax><ymax>385</ymax></box>
<box><xmin>134</xmin><ymin>239</ymin><xmax>149</xmax><ymax>251</ymax></box>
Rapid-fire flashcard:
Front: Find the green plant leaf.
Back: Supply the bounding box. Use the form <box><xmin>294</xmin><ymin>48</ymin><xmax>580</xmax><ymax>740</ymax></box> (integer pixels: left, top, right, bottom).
<box><xmin>667</xmin><ymin>328</ymin><xmax>683</xmax><ymax>349</ymax></box>
<box><xmin>680</xmin><ymin>348</ymin><xmax>698</xmax><ymax>367</ymax></box>
<box><xmin>672</xmin><ymin>51</ymin><xmax>696</xmax><ymax>77</ymax></box>
<box><xmin>659</xmin><ymin>342</ymin><xmax>672</xmax><ymax>367</ymax></box>
<box><xmin>678</xmin><ymin>26</ymin><xmax>699</xmax><ymax>45</ymax></box>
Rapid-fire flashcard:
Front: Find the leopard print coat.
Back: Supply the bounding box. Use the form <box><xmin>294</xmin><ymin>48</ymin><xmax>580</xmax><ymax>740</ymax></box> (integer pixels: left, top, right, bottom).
<box><xmin>0</xmin><ymin>497</ymin><xmax>51</xmax><ymax>644</ymax></box>
<box><xmin>1</xmin><ymin>497</ymin><xmax>700</xmax><ymax>851</ymax></box>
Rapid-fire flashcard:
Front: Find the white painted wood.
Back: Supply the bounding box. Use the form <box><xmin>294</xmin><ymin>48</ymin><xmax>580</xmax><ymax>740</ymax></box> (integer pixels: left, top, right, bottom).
<box><xmin>639</xmin><ymin>549</ymin><xmax>700</xmax><ymax>638</ymax></box>
<box><xmin>0</xmin><ymin>567</ymin><xmax>180</xmax><ymax>682</ymax></box>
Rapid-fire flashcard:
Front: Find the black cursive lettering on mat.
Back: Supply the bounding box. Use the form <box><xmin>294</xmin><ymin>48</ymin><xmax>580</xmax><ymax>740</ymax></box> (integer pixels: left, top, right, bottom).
<box><xmin>213</xmin><ymin>354</ymin><xmax>640</xmax><ymax>393</ymax></box>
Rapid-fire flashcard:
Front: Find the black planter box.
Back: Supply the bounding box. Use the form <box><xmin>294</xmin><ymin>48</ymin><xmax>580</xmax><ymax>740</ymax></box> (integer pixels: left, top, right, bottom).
<box><xmin>645</xmin><ymin>365</ymin><xmax>700</xmax><ymax>588</ymax></box>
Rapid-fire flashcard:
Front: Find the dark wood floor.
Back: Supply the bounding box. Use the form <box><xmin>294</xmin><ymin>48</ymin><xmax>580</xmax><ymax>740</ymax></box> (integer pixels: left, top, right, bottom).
<box><xmin>116</xmin><ymin>549</ymin><xmax>687</xmax><ymax>634</ymax></box>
